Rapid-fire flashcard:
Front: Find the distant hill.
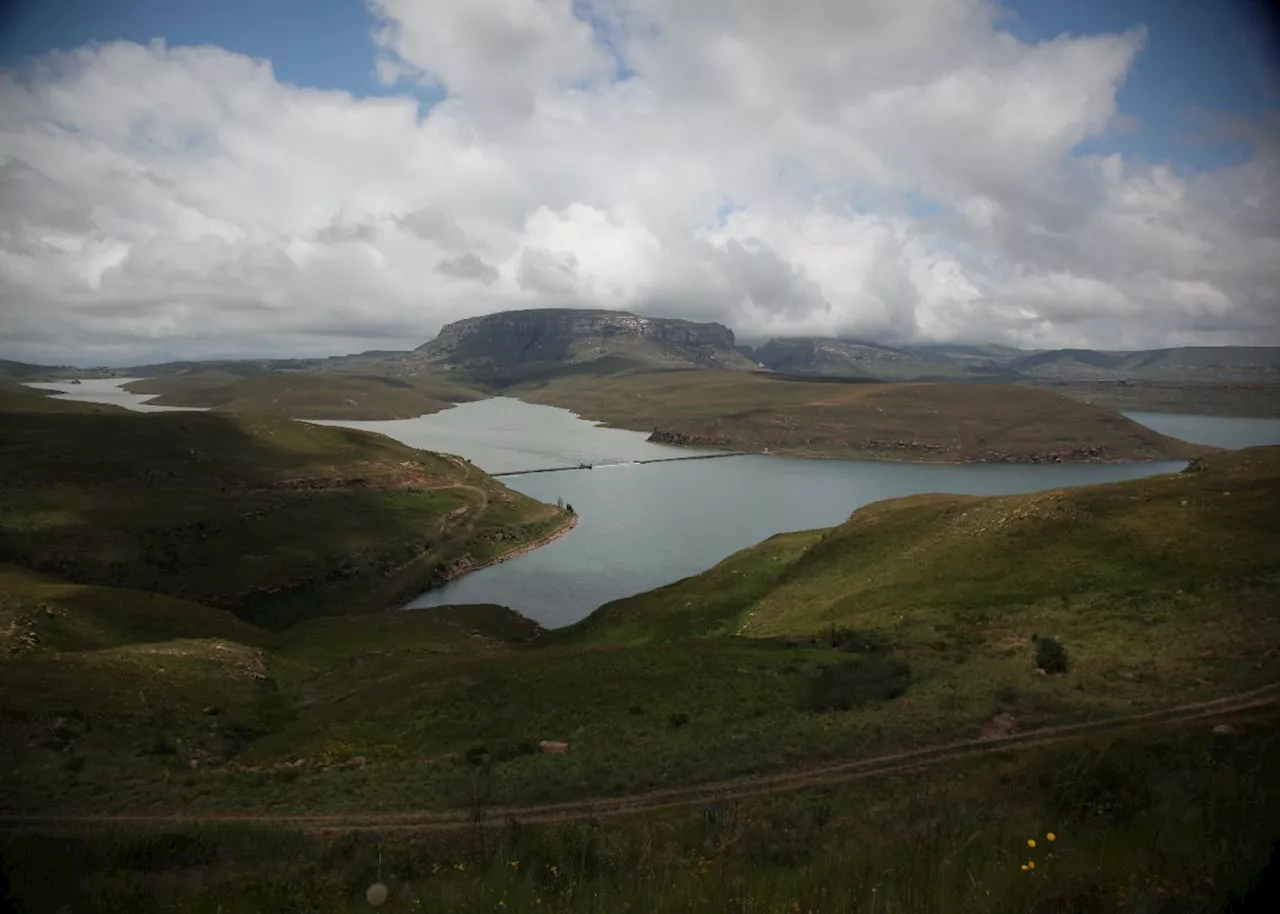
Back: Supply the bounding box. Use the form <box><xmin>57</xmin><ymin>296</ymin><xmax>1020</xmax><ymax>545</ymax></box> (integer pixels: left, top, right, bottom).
<box><xmin>406</xmin><ymin>308</ymin><xmax>758</xmax><ymax>384</ymax></box>
<box><xmin>518</xmin><ymin>370</ymin><xmax>1208</xmax><ymax>463</ymax></box>
<box><xmin>753</xmin><ymin>337</ymin><xmax>989</xmax><ymax>381</ymax></box>
<box><xmin>1006</xmin><ymin>346</ymin><xmax>1280</xmax><ymax>381</ymax></box>
<box><xmin>752</xmin><ymin>338</ymin><xmax>1280</xmax><ymax>384</ymax></box>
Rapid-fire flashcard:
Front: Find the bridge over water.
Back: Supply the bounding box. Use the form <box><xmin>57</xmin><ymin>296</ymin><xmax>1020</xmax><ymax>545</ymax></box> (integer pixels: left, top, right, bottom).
<box><xmin>491</xmin><ymin>452</ymin><xmax>745</xmax><ymax>478</ymax></box>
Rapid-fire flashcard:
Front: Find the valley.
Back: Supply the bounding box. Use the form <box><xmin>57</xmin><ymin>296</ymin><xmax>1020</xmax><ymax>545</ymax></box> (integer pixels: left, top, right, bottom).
<box><xmin>3</xmin><ymin>311</ymin><xmax>1279</xmax><ymax>913</ymax></box>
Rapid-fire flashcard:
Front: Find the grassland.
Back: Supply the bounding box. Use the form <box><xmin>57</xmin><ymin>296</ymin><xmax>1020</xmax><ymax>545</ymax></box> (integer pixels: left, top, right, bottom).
<box><xmin>123</xmin><ymin>371</ymin><xmax>487</xmax><ymax>419</ymax></box>
<box><xmin>0</xmin><ymin>392</ymin><xmax>572</xmax><ymax>628</ymax></box>
<box><xmin>2</xmin><ymin>397</ymin><xmax>1275</xmax><ymax>911</ymax></box>
<box><xmin>515</xmin><ymin>369</ymin><xmax>1209</xmax><ymax>463</ymax></box>
<box><xmin>2</xmin><ymin>450</ymin><xmax>1274</xmax><ymax>815</ymax></box>
<box><xmin>6</xmin><ymin>712</ymin><xmax>1277</xmax><ymax>912</ymax></box>
<box><xmin>1026</xmin><ymin>378</ymin><xmax>1280</xmax><ymax>418</ymax></box>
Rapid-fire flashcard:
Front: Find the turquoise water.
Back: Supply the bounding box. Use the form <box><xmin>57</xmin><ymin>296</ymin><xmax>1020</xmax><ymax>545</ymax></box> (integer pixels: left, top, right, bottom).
<box><xmin>32</xmin><ymin>382</ymin><xmax>1270</xmax><ymax>629</ymax></box>
<box><xmin>407</xmin><ymin>451</ymin><xmax>1184</xmax><ymax>627</ymax></box>
<box><xmin>1121</xmin><ymin>411</ymin><xmax>1280</xmax><ymax>450</ymax></box>
<box><xmin>325</xmin><ymin>397</ymin><xmax>1200</xmax><ymax>628</ymax></box>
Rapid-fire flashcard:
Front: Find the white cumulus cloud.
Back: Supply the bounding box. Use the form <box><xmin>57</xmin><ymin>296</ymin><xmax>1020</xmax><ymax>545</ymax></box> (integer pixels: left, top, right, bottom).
<box><xmin>0</xmin><ymin>0</ymin><xmax>1276</xmax><ymax>363</ymax></box>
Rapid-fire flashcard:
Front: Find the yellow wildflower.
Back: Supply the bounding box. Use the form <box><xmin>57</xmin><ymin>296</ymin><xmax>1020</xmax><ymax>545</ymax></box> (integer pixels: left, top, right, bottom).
<box><xmin>1020</xmin><ymin>864</ymin><xmax>1029</xmax><ymax>872</ymax></box>
<box><xmin>1028</xmin><ymin>838</ymin><xmax>1037</xmax><ymax>848</ymax></box>
<box><xmin>1028</xmin><ymin>860</ymin><xmax>1036</xmax><ymax>870</ymax></box>
<box><xmin>1047</xmin><ymin>832</ymin><xmax>1056</xmax><ymax>842</ymax></box>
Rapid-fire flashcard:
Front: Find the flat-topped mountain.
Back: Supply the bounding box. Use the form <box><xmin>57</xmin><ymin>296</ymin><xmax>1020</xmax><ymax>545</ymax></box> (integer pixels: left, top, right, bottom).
<box><xmin>409</xmin><ymin>308</ymin><xmax>756</xmax><ymax>384</ymax></box>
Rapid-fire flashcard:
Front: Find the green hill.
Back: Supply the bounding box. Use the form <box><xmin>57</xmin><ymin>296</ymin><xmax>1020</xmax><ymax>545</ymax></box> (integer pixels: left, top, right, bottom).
<box><xmin>518</xmin><ymin>370</ymin><xmax>1209</xmax><ymax>462</ymax></box>
<box><xmin>2</xmin><ymin>450</ymin><xmax>1277</xmax><ymax>913</ymax></box>
<box><xmin>572</xmin><ymin>447</ymin><xmax>1280</xmax><ymax>645</ymax></box>
<box><xmin>0</xmin><ymin>396</ymin><xmax>573</xmax><ymax>629</ymax></box>
<box><xmin>123</xmin><ymin>371</ymin><xmax>485</xmax><ymax>419</ymax></box>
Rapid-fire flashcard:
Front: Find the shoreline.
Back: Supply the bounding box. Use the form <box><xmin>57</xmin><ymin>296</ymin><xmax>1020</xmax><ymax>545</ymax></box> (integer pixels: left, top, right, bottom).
<box><xmin>432</xmin><ymin>511</ymin><xmax>580</xmax><ymax>589</ymax></box>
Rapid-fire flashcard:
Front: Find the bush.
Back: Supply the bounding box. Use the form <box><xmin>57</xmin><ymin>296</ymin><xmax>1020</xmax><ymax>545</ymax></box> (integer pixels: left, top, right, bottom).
<box><xmin>140</xmin><ymin>735</ymin><xmax>177</xmax><ymax>756</ymax></box>
<box><xmin>1035</xmin><ymin>636</ymin><xmax>1071</xmax><ymax>673</ymax></box>
<box><xmin>826</xmin><ymin>626</ymin><xmax>895</xmax><ymax>654</ymax></box>
<box><xmin>667</xmin><ymin>712</ymin><xmax>690</xmax><ymax>729</ymax></box>
<box><xmin>804</xmin><ymin>658</ymin><xmax>911</xmax><ymax>712</ymax></box>
<box><xmin>463</xmin><ymin>739</ymin><xmax>537</xmax><ymax>766</ymax></box>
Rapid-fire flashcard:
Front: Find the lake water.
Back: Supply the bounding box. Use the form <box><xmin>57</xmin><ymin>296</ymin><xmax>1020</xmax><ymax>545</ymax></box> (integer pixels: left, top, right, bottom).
<box><xmin>1121</xmin><ymin>411</ymin><xmax>1280</xmax><ymax>450</ymax></box>
<box><xmin>21</xmin><ymin>379</ymin><xmax>202</xmax><ymax>412</ymax></box>
<box><xmin>27</xmin><ymin>381</ymin><xmax>1278</xmax><ymax>629</ymax></box>
<box><xmin>316</xmin><ymin>397</ymin><xmax>1210</xmax><ymax>628</ymax></box>
<box><xmin>309</xmin><ymin>397</ymin><xmax>719</xmax><ymax>475</ymax></box>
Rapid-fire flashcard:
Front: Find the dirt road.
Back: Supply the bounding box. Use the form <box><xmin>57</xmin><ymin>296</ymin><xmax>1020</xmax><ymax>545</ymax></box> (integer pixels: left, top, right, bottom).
<box><xmin>4</xmin><ymin>683</ymin><xmax>1275</xmax><ymax>835</ymax></box>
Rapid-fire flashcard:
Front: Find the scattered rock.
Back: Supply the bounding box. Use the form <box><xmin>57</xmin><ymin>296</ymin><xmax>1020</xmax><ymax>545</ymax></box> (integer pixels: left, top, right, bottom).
<box><xmin>539</xmin><ymin>740</ymin><xmax>569</xmax><ymax>755</ymax></box>
<box><xmin>347</xmin><ymin>756</ymin><xmax>367</xmax><ymax>768</ymax></box>
<box><xmin>981</xmin><ymin>713</ymin><xmax>1019</xmax><ymax>740</ymax></box>
<box><xmin>1212</xmin><ymin>724</ymin><xmax>1238</xmax><ymax>737</ymax></box>
<box><xmin>1033</xmin><ymin>668</ymin><xmax>1048</xmax><ymax>677</ymax></box>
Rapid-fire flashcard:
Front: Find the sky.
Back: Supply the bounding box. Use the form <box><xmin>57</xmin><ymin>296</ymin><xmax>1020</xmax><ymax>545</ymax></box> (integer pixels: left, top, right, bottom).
<box><xmin>1</xmin><ymin>0</ymin><xmax>1278</xmax><ymax>364</ymax></box>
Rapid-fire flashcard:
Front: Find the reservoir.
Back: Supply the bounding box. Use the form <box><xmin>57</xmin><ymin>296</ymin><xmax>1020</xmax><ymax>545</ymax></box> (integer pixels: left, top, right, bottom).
<box><xmin>29</xmin><ymin>382</ymin><xmax>1280</xmax><ymax>629</ymax></box>
<box><xmin>321</xmin><ymin>399</ymin><xmax>1222</xmax><ymax>628</ymax></box>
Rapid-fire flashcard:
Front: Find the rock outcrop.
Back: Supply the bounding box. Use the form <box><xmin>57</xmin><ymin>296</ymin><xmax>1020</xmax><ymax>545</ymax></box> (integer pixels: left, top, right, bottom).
<box><xmin>411</xmin><ymin>308</ymin><xmax>756</xmax><ymax>383</ymax></box>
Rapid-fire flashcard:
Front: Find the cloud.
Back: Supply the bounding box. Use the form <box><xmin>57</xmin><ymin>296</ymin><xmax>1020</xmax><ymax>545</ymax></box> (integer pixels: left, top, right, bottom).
<box><xmin>438</xmin><ymin>252</ymin><xmax>499</xmax><ymax>284</ymax></box>
<box><xmin>0</xmin><ymin>1</ymin><xmax>1276</xmax><ymax>363</ymax></box>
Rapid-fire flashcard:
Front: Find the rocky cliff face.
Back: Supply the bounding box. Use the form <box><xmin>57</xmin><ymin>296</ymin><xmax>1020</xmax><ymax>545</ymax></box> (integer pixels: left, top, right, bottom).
<box><xmin>413</xmin><ymin>308</ymin><xmax>754</xmax><ymax>382</ymax></box>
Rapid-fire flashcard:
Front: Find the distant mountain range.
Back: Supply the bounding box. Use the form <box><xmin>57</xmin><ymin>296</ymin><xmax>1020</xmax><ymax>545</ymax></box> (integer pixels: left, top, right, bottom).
<box><xmin>4</xmin><ymin>309</ymin><xmax>1279</xmax><ymax>387</ymax></box>
<box><xmin>747</xmin><ymin>338</ymin><xmax>1280</xmax><ymax>383</ymax></box>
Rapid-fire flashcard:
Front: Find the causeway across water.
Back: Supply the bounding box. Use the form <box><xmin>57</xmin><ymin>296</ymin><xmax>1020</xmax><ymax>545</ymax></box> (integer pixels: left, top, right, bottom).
<box><xmin>491</xmin><ymin>452</ymin><xmax>745</xmax><ymax>477</ymax></box>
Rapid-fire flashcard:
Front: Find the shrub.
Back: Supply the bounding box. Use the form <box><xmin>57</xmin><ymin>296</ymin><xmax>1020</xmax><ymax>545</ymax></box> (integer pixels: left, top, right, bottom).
<box><xmin>140</xmin><ymin>735</ymin><xmax>177</xmax><ymax>756</ymax></box>
<box><xmin>1035</xmin><ymin>636</ymin><xmax>1071</xmax><ymax>674</ymax></box>
<box><xmin>667</xmin><ymin>712</ymin><xmax>690</xmax><ymax>729</ymax></box>
<box><xmin>804</xmin><ymin>658</ymin><xmax>911</xmax><ymax>712</ymax></box>
<box><xmin>463</xmin><ymin>739</ymin><xmax>537</xmax><ymax>766</ymax></box>
<box><xmin>826</xmin><ymin>626</ymin><xmax>894</xmax><ymax>654</ymax></box>
<box><xmin>995</xmin><ymin>683</ymin><xmax>1019</xmax><ymax>704</ymax></box>
<box><xmin>824</xmin><ymin>622</ymin><xmax>896</xmax><ymax>650</ymax></box>
<box><xmin>107</xmin><ymin>832</ymin><xmax>221</xmax><ymax>872</ymax></box>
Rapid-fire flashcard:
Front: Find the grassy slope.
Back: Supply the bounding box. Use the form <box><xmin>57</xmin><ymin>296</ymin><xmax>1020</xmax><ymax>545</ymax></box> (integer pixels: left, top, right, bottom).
<box><xmin>1025</xmin><ymin>378</ymin><xmax>1280</xmax><ymax>418</ymax></box>
<box><xmin>516</xmin><ymin>369</ymin><xmax>1209</xmax><ymax>462</ymax></box>
<box><xmin>123</xmin><ymin>371</ymin><xmax>486</xmax><ymax>419</ymax></box>
<box><xmin>0</xmin><ymin>398</ymin><xmax>572</xmax><ymax>629</ymax></box>
<box><xmin>4</xmin><ymin>452</ymin><xmax>1275</xmax><ymax>824</ymax></box>
<box><xmin>571</xmin><ymin>448</ymin><xmax>1280</xmax><ymax>650</ymax></box>
<box><xmin>3</xmin><ymin>453</ymin><xmax>1278</xmax><ymax>912</ymax></box>
<box><xmin>2</xmin><ymin>456</ymin><xmax>1278</xmax><ymax>912</ymax></box>
<box><xmin>8</xmin><ymin>717</ymin><xmax>1276</xmax><ymax>913</ymax></box>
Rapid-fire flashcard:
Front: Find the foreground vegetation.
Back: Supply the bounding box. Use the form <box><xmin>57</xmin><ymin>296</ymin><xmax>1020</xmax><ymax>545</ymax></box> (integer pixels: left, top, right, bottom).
<box><xmin>516</xmin><ymin>370</ymin><xmax>1208</xmax><ymax>463</ymax></box>
<box><xmin>3</xmin><ymin>709</ymin><xmax>1277</xmax><ymax>912</ymax></box>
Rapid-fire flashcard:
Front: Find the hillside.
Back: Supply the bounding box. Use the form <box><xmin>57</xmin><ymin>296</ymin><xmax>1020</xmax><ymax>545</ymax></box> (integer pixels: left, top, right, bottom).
<box><xmin>3</xmin><ymin>451</ymin><xmax>1277</xmax><ymax>912</ymax></box>
<box><xmin>1008</xmin><ymin>345</ymin><xmax>1280</xmax><ymax>381</ymax></box>
<box><xmin>405</xmin><ymin>308</ymin><xmax>757</xmax><ymax>384</ymax></box>
<box><xmin>123</xmin><ymin>371</ymin><xmax>485</xmax><ymax>419</ymax></box>
<box><xmin>570</xmin><ymin>447</ymin><xmax>1280</xmax><ymax>645</ymax></box>
<box><xmin>517</xmin><ymin>370</ymin><xmax>1209</xmax><ymax>463</ymax></box>
<box><xmin>0</xmin><ymin>396</ymin><xmax>573</xmax><ymax>629</ymax></box>
<box><xmin>753</xmin><ymin>337</ymin><xmax>1001</xmax><ymax>380</ymax></box>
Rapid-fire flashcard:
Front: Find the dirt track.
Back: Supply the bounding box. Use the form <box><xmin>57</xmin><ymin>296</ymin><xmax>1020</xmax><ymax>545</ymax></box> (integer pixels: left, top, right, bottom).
<box><xmin>5</xmin><ymin>683</ymin><xmax>1276</xmax><ymax>835</ymax></box>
